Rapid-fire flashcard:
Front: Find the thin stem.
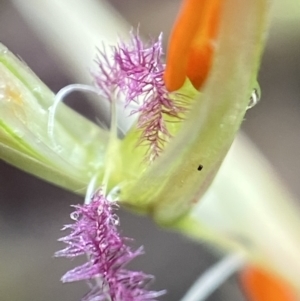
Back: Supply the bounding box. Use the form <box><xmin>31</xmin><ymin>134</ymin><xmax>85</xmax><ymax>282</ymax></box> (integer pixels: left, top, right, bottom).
<box><xmin>48</xmin><ymin>84</ymin><xmax>101</xmax><ymax>138</ymax></box>
<box><xmin>180</xmin><ymin>253</ymin><xmax>245</xmax><ymax>301</ymax></box>
<box><xmin>102</xmin><ymin>92</ymin><xmax>118</xmax><ymax>195</ymax></box>
<box><xmin>84</xmin><ymin>174</ymin><xmax>99</xmax><ymax>205</ymax></box>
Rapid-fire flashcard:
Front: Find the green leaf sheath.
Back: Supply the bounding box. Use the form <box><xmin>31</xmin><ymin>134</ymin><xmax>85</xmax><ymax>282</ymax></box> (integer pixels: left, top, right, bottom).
<box><xmin>119</xmin><ymin>0</ymin><xmax>271</xmax><ymax>224</ymax></box>
<box><xmin>0</xmin><ymin>44</ymin><xmax>110</xmax><ymax>193</ymax></box>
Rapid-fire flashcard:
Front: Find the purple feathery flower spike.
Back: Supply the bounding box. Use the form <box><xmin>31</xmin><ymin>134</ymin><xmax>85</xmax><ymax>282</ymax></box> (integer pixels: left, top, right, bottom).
<box><xmin>94</xmin><ymin>32</ymin><xmax>188</xmax><ymax>161</ymax></box>
<box><xmin>55</xmin><ymin>191</ymin><xmax>165</xmax><ymax>301</ymax></box>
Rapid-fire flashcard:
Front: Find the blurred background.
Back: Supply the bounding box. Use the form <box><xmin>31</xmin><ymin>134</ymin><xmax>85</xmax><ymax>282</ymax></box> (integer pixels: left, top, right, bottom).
<box><xmin>0</xmin><ymin>0</ymin><xmax>299</xmax><ymax>300</ymax></box>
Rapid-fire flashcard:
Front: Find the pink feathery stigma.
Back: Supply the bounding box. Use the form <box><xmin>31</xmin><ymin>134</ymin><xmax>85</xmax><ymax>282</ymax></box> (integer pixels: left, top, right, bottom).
<box><xmin>94</xmin><ymin>33</ymin><xmax>188</xmax><ymax>161</ymax></box>
<box><xmin>55</xmin><ymin>191</ymin><xmax>165</xmax><ymax>301</ymax></box>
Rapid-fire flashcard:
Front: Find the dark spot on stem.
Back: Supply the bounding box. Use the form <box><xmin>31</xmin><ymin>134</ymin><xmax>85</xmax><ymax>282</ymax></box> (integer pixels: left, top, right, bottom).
<box><xmin>197</xmin><ymin>165</ymin><xmax>203</xmax><ymax>171</ymax></box>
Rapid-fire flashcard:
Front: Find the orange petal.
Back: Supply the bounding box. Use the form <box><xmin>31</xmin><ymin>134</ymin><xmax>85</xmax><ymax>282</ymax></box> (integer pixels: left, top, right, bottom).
<box><xmin>186</xmin><ymin>0</ymin><xmax>221</xmax><ymax>89</ymax></box>
<box><xmin>164</xmin><ymin>0</ymin><xmax>221</xmax><ymax>91</ymax></box>
<box><xmin>240</xmin><ymin>266</ymin><xmax>297</xmax><ymax>301</ymax></box>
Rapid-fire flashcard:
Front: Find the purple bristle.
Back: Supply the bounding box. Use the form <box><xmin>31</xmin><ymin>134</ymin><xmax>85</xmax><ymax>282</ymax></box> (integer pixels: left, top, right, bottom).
<box><xmin>55</xmin><ymin>191</ymin><xmax>165</xmax><ymax>301</ymax></box>
<box><xmin>94</xmin><ymin>33</ymin><xmax>188</xmax><ymax>161</ymax></box>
